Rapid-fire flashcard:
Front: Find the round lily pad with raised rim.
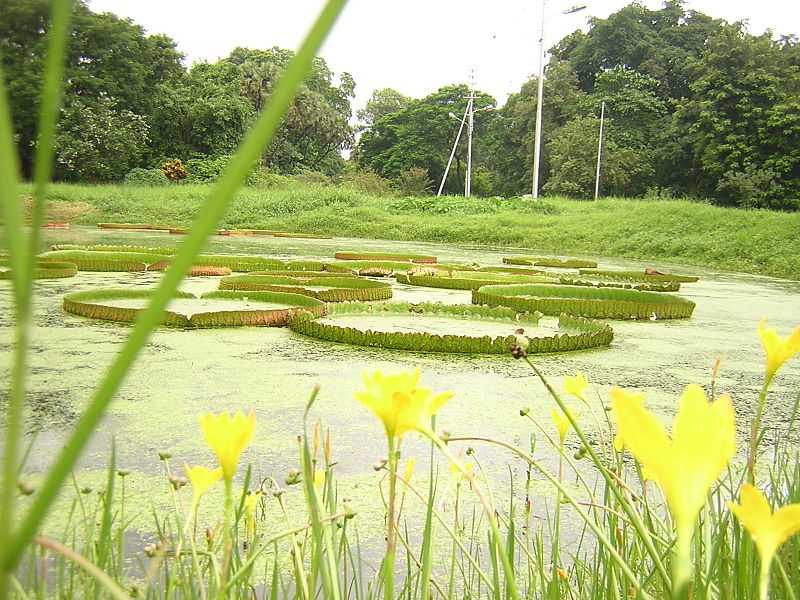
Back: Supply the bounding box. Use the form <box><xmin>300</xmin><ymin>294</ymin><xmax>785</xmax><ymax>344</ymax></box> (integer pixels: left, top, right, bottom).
<box><xmin>219</xmin><ymin>274</ymin><xmax>393</xmax><ymax>302</ymax></box>
<box><xmin>577</xmin><ymin>269</ymin><xmax>700</xmax><ymax>283</ymax></box>
<box><xmin>288</xmin><ymin>301</ymin><xmax>613</xmax><ymax>354</ymax></box>
<box><xmin>0</xmin><ymin>260</ymin><xmax>78</xmax><ymax>279</ymax></box>
<box><xmin>62</xmin><ymin>288</ymin><xmax>325</xmax><ymax>327</ymax></box>
<box><xmin>503</xmin><ymin>256</ymin><xmax>598</xmax><ymax>269</ymax></box>
<box><xmin>334</xmin><ymin>251</ymin><xmax>437</xmax><ymax>264</ymax></box>
<box><xmin>473</xmin><ymin>283</ymin><xmax>695</xmax><ymax>320</ymax></box>
<box><xmin>395</xmin><ymin>270</ymin><xmax>556</xmax><ymax>290</ymax></box>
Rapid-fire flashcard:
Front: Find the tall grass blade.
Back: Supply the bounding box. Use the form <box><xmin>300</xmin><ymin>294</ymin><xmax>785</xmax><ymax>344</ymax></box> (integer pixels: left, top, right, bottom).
<box><xmin>4</xmin><ymin>0</ymin><xmax>348</xmax><ymax>572</ymax></box>
<box><xmin>0</xmin><ymin>3</ymin><xmax>73</xmax><ymax>597</ymax></box>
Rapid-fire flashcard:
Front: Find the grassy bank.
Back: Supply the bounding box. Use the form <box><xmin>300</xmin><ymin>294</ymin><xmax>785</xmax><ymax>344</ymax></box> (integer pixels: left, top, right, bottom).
<box><xmin>33</xmin><ymin>182</ymin><xmax>800</xmax><ymax>280</ymax></box>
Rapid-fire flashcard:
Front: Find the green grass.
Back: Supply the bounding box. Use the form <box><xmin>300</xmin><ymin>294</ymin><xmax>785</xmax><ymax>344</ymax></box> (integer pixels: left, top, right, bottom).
<box><xmin>34</xmin><ymin>182</ymin><xmax>800</xmax><ymax>281</ymax></box>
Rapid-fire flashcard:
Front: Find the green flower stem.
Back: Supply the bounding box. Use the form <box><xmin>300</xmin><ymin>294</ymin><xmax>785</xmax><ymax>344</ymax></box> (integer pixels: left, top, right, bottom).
<box><xmin>524</xmin><ymin>357</ymin><xmax>672</xmax><ymax>591</ymax></box>
<box><xmin>391</xmin><ymin>468</ymin><xmax>494</xmax><ymax>592</ymax></box>
<box><xmin>221</xmin><ymin>479</ymin><xmax>234</xmax><ymax>590</ymax></box>
<box><xmin>747</xmin><ymin>381</ymin><xmax>771</xmax><ymax>484</ymax></box>
<box><xmin>447</xmin><ymin>435</ymin><xmax>652</xmax><ymax>600</ymax></box>
<box><xmin>426</xmin><ymin>433</ymin><xmax>522</xmax><ymax>600</ymax></box>
<box><xmin>672</xmin><ymin>527</ymin><xmax>692</xmax><ymax>600</ymax></box>
<box><xmin>384</xmin><ymin>436</ymin><xmax>398</xmax><ymax>600</ymax></box>
<box><xmin>3</xmin><ymin>0</ymin><xmax>347</xmax><ymax>573</ymax></box>
<box><xmin>550</xmin><ymin>447</ymin><xmax>564</xmax><ymax>595</ymax></box>
<box><xmin>186</xmin><ymin>500</ymin><xmax>208</xmax><ymax>600</ymax></box>
<box><xmin>759</xmin><ymin>560</ymin><xmax>771</xmax><ymax>600</ymax></box>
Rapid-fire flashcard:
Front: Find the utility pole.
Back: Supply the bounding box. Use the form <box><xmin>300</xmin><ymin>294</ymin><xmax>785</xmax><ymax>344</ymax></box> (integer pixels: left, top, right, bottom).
<box><xmin>465</xmin><ymin>86</ymin><xmax>475</xmax><ymax>197</ymax></box>
<box><xmin>438</xmin><ymin>70</ymin><xmax>491</xmax><ymax>198</ymax></box>
<box><xmin>531</xmin><ymin>0</ymin><xmax>547</xmax><ymax>199</ymax></box>
<box><xmin>594</xmin><ymin>100</ymin><xmax>605</xmax><ymax>201</ymax></box>
<box><xmin>530</xmin><ymin>2</ymin><xmax>588</xmax><ymax>199</ymax></box>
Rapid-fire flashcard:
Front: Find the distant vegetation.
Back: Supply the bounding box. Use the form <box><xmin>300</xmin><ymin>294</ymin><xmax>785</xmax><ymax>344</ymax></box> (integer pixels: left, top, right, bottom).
<box><xmin>36</xmin><ymin>182</ymin><xmax>800</xmax><ymax>281</ymax></box>
<box><xmin>3</xmin><ymin>0</ymin><xmax>800</xmax><ymax>209</ymax></box>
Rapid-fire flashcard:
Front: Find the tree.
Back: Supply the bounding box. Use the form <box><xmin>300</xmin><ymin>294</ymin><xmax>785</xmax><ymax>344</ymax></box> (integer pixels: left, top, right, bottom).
<box><xmin>357</xmin><ymin>88</ymin><xmax>412</xmax><ymax>129</ymax></box>
<box><xmin>674</xmin><ymin>25</ymin><xmax>800</xmax><ymax>204</ymax></box>
<box><xmin>0</xmin><ymin>0</ymin><xmax>184</xmax><ymax>176</ymax></box>
<box><xmin>54</xmin><ymin>97</ymin><xmax>150</xmax><ymax>181</ymax></box>
<box><xmin>483</xmin><ymin>61</ymin><xmax>585</xmax><ymax>196</ymax></box>
<box><xmin>543</xmin><ymin>116</ymin><xmax>652</xmax><ymax>198</ymax></box>
<box><xmin>356</xmin><ymin>85</ymin><xmax>497</xmax><ymax>195</ymax></box>
<box><xmin>148</xmin><ymin>62</ymin><xmax>255</xmax><ymax>161</ymax></box>
<box><xmin>551</xmin><ymin>1</ymin><xmax>724</xmax><ymax>99</ymax></box>
<box><xmin>225</xmin><ymin>47</ymin><xmax>355</xmax><ymax>174</ymax></box>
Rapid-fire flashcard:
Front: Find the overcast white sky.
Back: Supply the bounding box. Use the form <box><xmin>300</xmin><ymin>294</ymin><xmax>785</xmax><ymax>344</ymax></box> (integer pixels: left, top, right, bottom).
<box><xmin>88</xmin><ymin>1</ymin><xmax>799</xmax><ymax>111</ymax></box>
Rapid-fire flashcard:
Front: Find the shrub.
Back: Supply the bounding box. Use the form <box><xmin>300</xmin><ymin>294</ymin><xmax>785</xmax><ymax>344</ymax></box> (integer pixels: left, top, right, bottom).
<box><xmin>293</xmin><ymin>170</ymin><xmax>332</xmax><ymax>186</ymax></box>
<box><xmin>185</xmin><ymin>155</ymin><xmax>261</xmax><ymax>185</ymax></box>
<box><xmin>395</xmin><ymin>167</ymin><xmax>433</xmax><ymax>196</ymax></box>
<box><xmin>123</xmin><ymin>168</ymin><xmax>171</xmax><ymax>187</ymax></box>
<box><xmin>340</xmin><ymin>168</ymin><xmax>394</xmax><ymax>195</ymax></box>
<box><xmin>715</xmin><ymin>163</ymin><xmax>799</xmax><ymax>211</ymax></box>
<box><xmin>161</xmin><ymin>158</ymin><xmax>188</xmax><ymax>182</ymax></box>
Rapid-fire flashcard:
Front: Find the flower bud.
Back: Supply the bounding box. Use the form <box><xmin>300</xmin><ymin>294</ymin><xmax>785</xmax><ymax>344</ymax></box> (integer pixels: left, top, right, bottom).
<box><xmin>117</xmin><ymin>469</ymin><xmax>131</xmax><ymax>478</ymax></box>
<box><xmin>519</xmin><ymin>407</ymin><xmax>530</xmax><ymax>417</ymax></box>
<box><xmin>169</xmin><ymin>475</ymin><xmax>187</xmax><ymax>490</ymax></box>
<box><xmin>158</xmin><ymin>451</ymin><xmax>172</xmax><ymax>461</ymax></box>
<box><xmin>285</xmin><ymin>468</ymin><xmax>301</xmax><ymax>486</ymax></box>
<box><xmin>373</xmin><ymin>458</ymin><xmax>388</xmax><ymax>472</ymax></box>
<box><xmin>17</xmin><ymin>481</ymin><xmax>34</xmax><ymax>496</ymax></box>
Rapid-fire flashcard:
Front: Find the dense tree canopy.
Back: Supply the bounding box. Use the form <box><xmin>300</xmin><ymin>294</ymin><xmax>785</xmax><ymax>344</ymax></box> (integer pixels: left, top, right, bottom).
<box><xmin>2</xmin><ymin>0</ymin><xmax>799</xmax><ymax>209</ymax></box>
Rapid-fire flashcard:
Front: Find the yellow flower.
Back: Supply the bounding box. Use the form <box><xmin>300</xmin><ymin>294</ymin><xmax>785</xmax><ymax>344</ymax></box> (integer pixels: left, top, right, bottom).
<box><xmin>550</xmin><ymin>407</ymin><xmax>574</xmax><ymax>445</ymax></box>
<box><xmin>244</xmin><ymin>490</ymin><xmax>262</xmax><ymax>537</ymax></box>
<box><xmin>729</xmin><ymin>484</ymin><xmax>800</xmax><ymax>569</ymax></box>
<box><xmin>402</xmin><ymin>458</ymin><xmax>416</xmax><ymax>484</ymax></box>
<box><xmin>185</xmin><ymin>464</ymin><xmax>222</xmax><ymax>503</ymax></box>
<box><xmin>729</xmin><ymin>485</ymin><xmax>800</xmax><ymax>600</ymax></box>
<box><xmin>449</xmin><ymin>459</ymin><xmax>473</xmax><ymax>481</ymax></box>
<box><xmin>611</xmin><ymin>384</ymin><xmax>735</xmax><ymax>558</ymax></box>
<box><xmin>612</xmin><ymin>389</ymin><xmax>645</xmax><ymax>452</ymax></box>
<box><xmin>564</xmin><ymin>372</ymin><xmax>589</xmax><ymax>404</ymax></box>
<box><xmin>355</xmin><ymin>369</ymin><xmax>453</xmax><ymax>441</ymax></box>
<box><xmin>759</xmin><ymin>319</ymin><xmax>800</xmax><ymax>384</ymax></box>
<box><xmin>199</xmin><ymin>410</ymin><xmax>256</xmax><ymax>482</ymax></box>
<box><xmin>314</xmin><ymin>469</ymin><xmax>326</xmax><ymax>492</ymax></box>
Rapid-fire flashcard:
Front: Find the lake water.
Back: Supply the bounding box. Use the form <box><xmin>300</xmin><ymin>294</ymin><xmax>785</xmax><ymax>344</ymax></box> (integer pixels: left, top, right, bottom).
<box><xmin>1</xmin><ymin>225</ymin><xmax>798</xmax><ymax>552</ymax></box>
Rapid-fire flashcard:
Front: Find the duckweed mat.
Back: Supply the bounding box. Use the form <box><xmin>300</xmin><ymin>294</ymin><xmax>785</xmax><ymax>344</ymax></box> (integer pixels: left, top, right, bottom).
<box><xmin>473</xmin><ymin>283</ymin><xmax>696</xmax><ymax>320</ymax></box>
<box><xmin>289</xmin><ymin>301</ymin><xmax>613</xmax><ymax>354</ymax></box>
<box><xmin>219</xmin><ymin>274</ymin><xmax>393</xmax><ymax>302</ymax></box>
<box><xmin>63</xmin><ymin>288</ymin><xmax>325</xmax><ymax>328</ymax></box>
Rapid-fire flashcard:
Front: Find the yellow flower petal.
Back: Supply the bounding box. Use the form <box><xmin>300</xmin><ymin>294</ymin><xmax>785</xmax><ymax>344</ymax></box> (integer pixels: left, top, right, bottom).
<box><xmin>550</xmin><ymin>407</ymin><xmax>572</xmax><ymax>444</ymax></box>
<box><xmin>564</xmin><ymin>372</ymin><xmax>589</xmax><ymax>404</ymax></box>
<box><xmin>199</xmin><ymin>410</ymin><xmax>256</xmax><ymax>482</ymax></box>
<box><xmin>729</xmin><ymin>484</ymin><xmax>800</xmax><ymax>569</ymax></box>
<box><xmin>185</xmin><ymin>464</ymin><xmax>222</xmax><ymax>501</ymax></box>
<box><xmin>612</xmin><ymin>385</ymin><xmax>735</xmax><ymax>548</ymax></box>
<box><xmin>355</xmin><ymin>369</ymin><xmax>453</xmax><ymax>441</ymax></box>
<box><xmin>314</xmin><ymin>470</ymin><xmax>326</xmax><ymax>491</ymax></box>
<box><xmin>244</xmin><ymin>490</ymin><xmax>262</xmax><ymax>537</ymax></box>
<box><xmin>402</xmin><ymin>458</ymin><xmax>416</xmax><ymax>484</ymax></box>
<box><xmin>759</xmin><ymin>319</ymin><xmax>800</xmax><ymax>382</ymax></box>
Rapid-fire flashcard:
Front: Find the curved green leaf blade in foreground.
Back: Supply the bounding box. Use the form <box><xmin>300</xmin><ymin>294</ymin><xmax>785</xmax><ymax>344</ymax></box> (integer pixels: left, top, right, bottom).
<box><xmin>3</xmin><ymin>0</ymin><xmax>348</xmax><ymax>572</ymax></box>
<box><xmin>0</xmin><ymin>1</ymin><xmax>73</xmax><ymax>593</ymax></box>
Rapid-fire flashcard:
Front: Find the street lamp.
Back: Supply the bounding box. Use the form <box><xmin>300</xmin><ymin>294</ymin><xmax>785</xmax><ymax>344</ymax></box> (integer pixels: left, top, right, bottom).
<box><xmin>531</xmin><ymin>1</ymin><xmax>587</xmax><ymax>199</ymax></box>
